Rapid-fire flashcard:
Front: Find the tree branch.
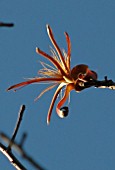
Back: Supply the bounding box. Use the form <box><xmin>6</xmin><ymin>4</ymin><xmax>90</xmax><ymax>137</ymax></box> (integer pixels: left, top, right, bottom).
<box><xmin>0</xmin><ymin>105</ymin><xmax>26</xmax><ymax>170</ymax></box>
<box><xmin>0</xmin><ymin>143</ymin><xmax>27</xmax><ymax>170</ymax></box>
<box><xmin>0</xmin><ymin>105</ymin><xmax>46</xmax><ymax>170</ymax></box>
<box><xmin>83</xmin><ymin>76</ymin><xmax>115</xmax><ymax>90</ymax></box>
<box><xmin>0</xmin><ymin>133</ymin><xmax>46</xmax><ymax>170</ymax></box>
<box><xmin>7</xmin><ymin>105</ymin><xmax>25</xmax><ymax>152</ymax></box>
<box><xmin>0</xmin><ymin>22</ymin><xmax>14</xmax><ymax>27</ymax></box>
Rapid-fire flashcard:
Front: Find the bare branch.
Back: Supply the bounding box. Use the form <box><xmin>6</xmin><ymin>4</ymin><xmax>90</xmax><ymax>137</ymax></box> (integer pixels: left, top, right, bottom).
<box><xmin>83</xmin><ymin>76</ymin><xmax>115</xmax><ymax>90</ymax></box>
<box><xmin>0</xmin><ymin>133</ymin><xmax>46</xmax><ymax>170</ymax></box>
<box><xmin>0</xmin><ymin>104</ymin><xmax>46</xmax><ymax>170</ymax></box>
<box><xmin>0</xmin><ymin>143</ymin><xmax>27</xmax><ymax>170</ymax></box>
<box><xmin>0</xmin><ymin>105</ymin><xmax>26</xmax><ymax>170</ymax></box>
<box><xmin>19</xmin><ymin>133</ymin><xmax>27</xmax><ymax>148</ymax></box>
<box><xmin>0</xmin><ymin>22</ymin><xmax>14</xmax><ymax>27</ymax></box>
<box><xmin>7</xmin><ymin>105</ymin><xmax>26</xmax><ymax>151</ymax></box>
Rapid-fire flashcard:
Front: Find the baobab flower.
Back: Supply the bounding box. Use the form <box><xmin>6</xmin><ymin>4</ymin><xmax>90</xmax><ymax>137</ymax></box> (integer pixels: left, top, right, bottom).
<box><xmin>7</xmin><ymin>25</ymin><xmax>98</xmax><ymax>124</ymax></box>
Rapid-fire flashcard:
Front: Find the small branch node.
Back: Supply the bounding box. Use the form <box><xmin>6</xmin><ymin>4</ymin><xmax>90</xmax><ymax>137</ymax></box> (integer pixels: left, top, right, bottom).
<box><xmin>19</xmin><ymin>133</ymin><xmax>27</xmax><ymax>148</ymax></box>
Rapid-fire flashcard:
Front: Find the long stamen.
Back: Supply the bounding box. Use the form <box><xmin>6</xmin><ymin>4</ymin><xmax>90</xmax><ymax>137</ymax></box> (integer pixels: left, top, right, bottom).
<box><xmin>49</xmin><ymin>46</ymin><xmax>60</xmax><ymax>62</ymax></box>
<box><xmin>47</xmin><ymin>83</ymin><xmax>66</xmax><ymax>124</ymax></box>
<box><xmin>46</xmin><ymin>25</ymin><xmax>70</xmax><ymax>73</ymax></box>
<box><xmin>56</xmin><ymin>83</ymin><xmax>74</xmax><ymax>118</ymax></box>
<box><xmin>64</xmin><ymin>32</ymin><xmax>71</xmax><ymax>70</ymax></box>
<box><xmin>7</xmin><ymin>77</ymin><xmax>63</xmax><ymax>91</ymax></box>
<box><xmin>34</xmin><ymin>83</ymin><xmax>57</xmax><ymax>101</ymax></box>
<box><xmin>40</xmin><ymin>61</ymin><xmax>57</xmax><ymax>71</ymax></box>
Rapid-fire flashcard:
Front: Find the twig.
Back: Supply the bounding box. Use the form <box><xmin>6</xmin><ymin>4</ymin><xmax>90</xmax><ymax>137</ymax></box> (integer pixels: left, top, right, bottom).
<box><xmin>0</xmin><ymin>104</ymin><xmax>46</xmax><ymax>170</ymax></box>
<box><xmin>83</xmin><ymin>76</ymin><xmax>115</xmax><ymax>90</ymax></box>
<box><xmin>0</xmin><ymin>22</ymin><xmax>14</xmax><ymax>27</ymax></box>
<box><xmin>0</xmin><ymin>143</ymin><xmax>27</xmax><ymax>170</ymax></box>
<box><xmin>19</xmin><ymin>133</ymin><xmax>27</xmax><ymax>148</ymax></box>
<box><xmin>7</xmin><ymin>105</ymin><xmax>25</xmax><ymax>152</ymax></box>
<box><xmin>0</xmin><ymin>133</ymin><xmax>46</xmax><ymax>170</ymax></box>
<box><xmin>0</xmin><ymin>105</ymin><xmax>27</xmax><ymax>170</ymax></box>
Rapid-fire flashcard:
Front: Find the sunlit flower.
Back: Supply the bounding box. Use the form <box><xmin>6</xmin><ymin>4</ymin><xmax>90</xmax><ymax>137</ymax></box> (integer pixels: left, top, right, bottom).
<box><xmin>7</xmin><ymin>25</ymin><xmax>97</xmax><ymax>124</ymax></box>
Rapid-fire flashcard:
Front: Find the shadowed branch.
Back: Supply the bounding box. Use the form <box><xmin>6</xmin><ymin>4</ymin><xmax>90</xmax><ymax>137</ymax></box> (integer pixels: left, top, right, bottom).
<box><xmin>0</xmin><ymin>105</ymin><xmax>46</xmax><ymax>170</ymax></box>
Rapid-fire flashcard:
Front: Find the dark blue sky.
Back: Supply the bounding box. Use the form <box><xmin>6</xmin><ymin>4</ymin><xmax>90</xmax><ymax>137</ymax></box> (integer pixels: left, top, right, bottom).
<box><xmin>0</xmin><ymin>0</ymin><xmax>115</xmax><ymax>170</ymax></box>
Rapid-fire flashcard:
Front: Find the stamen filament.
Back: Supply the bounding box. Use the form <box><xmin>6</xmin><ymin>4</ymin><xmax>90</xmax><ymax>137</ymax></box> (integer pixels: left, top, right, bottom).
<box><xmin>46</xmin><ymin>25</ymin><xmax>70</xmax><ymax>73</ymax></box>
<box><xmin>47</xmin><ymin>83</ymin><xmax>67</xmax><ymax>124</ymax></box>
<box><xmin>36</xmin><ymin>48</ymin><xmax>67</xmax><ymax>77</ymax></box>
<box><xmin>7</xmin><ymin>77</ymin><xmax>63</xmax><ymax>91</ymax></box>
<box><xmin>64</xmin><ymin>32</ymin><xmax>71</xmax><ymax>70</ymax></box>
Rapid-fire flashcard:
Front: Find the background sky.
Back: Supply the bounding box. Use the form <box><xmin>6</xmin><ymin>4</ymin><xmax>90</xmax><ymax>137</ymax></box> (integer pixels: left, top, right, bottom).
<box><xmin>0</xmin><ymin>0</ymin><xmax>115</xmax><ymax>170</ymax></box>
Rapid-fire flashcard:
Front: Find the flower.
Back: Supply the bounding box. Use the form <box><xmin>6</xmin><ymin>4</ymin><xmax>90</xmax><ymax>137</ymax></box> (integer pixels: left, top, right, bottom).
<box><xmin>7</xmin><ymin>25</ymin><xmax>97</xmax><ymax>124</ymax></box>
